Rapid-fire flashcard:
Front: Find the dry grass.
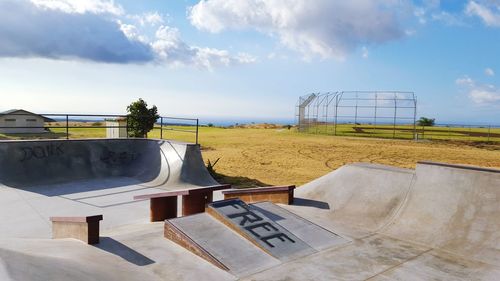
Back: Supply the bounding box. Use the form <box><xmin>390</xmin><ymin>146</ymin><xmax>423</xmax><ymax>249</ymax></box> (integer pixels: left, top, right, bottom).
<box><xmin>199</xmin><ymin>127</ymin><xmax>500</xmax><ymax>187</ymax></box>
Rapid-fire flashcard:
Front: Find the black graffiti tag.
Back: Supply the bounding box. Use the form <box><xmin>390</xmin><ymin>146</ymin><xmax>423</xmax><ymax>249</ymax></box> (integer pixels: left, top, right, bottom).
<box><xmin>100</xmin><ymin>150</ymin><xmax>139</xmax><ymax>165</ymax></box>
<box><xmin>20</xmin><ymin>143</ymin><xmax>64</xmax><ymax>162</ymax></box>
<box><xmin>215</xmin><ymin>200</ymin><xmax>296</xmax><ymax>248</ymax></box>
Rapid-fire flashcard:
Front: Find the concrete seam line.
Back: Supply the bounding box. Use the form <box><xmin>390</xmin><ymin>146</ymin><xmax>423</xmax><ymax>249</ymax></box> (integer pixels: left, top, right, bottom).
<box><xmin>363</xmin><ymin>248</ymin><xmax>433</xmax><ymax>281</ymax></box>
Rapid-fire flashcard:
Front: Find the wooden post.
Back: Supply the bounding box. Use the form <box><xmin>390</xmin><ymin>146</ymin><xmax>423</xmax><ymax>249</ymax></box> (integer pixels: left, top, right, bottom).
<box><xmin>150</xmin><ymin>196</ymin><xmax>178</xmax><ymax>221</ymax></box>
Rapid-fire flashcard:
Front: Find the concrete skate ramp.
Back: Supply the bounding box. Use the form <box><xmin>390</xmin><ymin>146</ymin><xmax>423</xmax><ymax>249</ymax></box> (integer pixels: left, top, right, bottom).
<box><xmin>288</xmin><ymin>161</ymin><xmax>500</xmax><ymax>266</ymax></box>
<box><xmin>382</xmin><ymin>162</ymin><xmax>500</xmax><ymax>267</ymax></box>
<box><xmin>0</xmin><ymin>139</ymin><xmax>217</xmax><ymax>189</ymax></box>
<box><xmin>0</xmin><ymin>139</ymin><xmax>218</xmax><ymax>239</ymax></box>
<box><xmin>291</xmin><ymin>163</ymin><xmax>415</xmax><ymax>237</ymax></box>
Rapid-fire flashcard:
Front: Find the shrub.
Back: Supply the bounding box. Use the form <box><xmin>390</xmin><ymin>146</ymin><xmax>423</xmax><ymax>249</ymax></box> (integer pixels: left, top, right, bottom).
<box><xmin>417</xmin><ymin>117</ymin><xmax>435</xmax><ymax>126</ymax></box>
<box><xmin>126</xmin><ymin>98</ymin><xmax>160</xmax><ymax>138</ymax></box>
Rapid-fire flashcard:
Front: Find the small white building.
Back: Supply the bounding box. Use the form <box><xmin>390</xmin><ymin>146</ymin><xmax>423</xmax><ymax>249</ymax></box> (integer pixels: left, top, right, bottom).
<box><xmin>106</xmin><ymin>118</ymin><xmax>128</xmax><ymax>138</ymax></box>
<box><xmin>0</xmin><ymin>109</ymin><xmax>54</xmax><ymax>134</ymax></box>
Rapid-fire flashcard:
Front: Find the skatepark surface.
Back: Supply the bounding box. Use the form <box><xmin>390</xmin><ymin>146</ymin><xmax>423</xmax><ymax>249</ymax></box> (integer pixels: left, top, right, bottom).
<box><xmin>0</xmin><ymin>138</ymin><xmax>498</xmax><ymax>280</ymax></box>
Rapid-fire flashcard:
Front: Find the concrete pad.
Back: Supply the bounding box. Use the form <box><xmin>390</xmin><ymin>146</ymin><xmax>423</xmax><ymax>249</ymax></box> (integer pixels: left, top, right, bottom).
<box><xmin>243</xmin><ymin>234</ymin><xmax>430</xmax><ymax>281</ymax></box>
<box><xmin>0</xmin><ymin>138</ymin><xmax>498</xmax><ymax>281</ymax></box>
<box><xmin>0</xmin><ymin>223</ymin><xmax>235</xmax><ymax>281</ymax></box>
<box><xmin>370</xmin><ymin>249</ymin><xmax>500</xmax><ymax>281</ymax></box>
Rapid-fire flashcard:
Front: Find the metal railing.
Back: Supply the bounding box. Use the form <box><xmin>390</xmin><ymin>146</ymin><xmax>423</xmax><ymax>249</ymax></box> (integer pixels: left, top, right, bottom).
<box><xmin>0</xmin><ymin>113</ymin><xmax>200</xmax><ymax>144</ymax></box>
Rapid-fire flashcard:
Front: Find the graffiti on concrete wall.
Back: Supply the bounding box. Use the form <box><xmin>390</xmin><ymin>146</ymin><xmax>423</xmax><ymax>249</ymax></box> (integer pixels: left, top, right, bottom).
<box><xmin>100</xmin><ymin>150</ymin><xmax>139</xmax><ymax>165</ymax></box>
<box><xmin>19</xmin><ymin>143</ymin><xmax>64</xmax><ymax>162</ymax></box>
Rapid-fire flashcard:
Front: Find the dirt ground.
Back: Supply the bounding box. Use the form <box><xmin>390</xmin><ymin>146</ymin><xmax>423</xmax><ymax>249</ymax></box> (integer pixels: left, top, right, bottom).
<box><xmin>199</xmin><ymin>127</ymin><xmax>500</xmax><ymax>187</ymax></box>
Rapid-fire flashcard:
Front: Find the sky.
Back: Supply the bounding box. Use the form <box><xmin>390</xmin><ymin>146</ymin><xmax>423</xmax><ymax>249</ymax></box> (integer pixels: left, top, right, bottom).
<box><xmin>0</xmin><ymin>0</ymin><xmax>499</xmax><ymax>124</ymax></box>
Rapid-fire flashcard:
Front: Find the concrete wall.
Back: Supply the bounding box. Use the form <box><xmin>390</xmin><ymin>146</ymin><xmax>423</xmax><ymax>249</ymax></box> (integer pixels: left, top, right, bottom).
<box><xmin>0</xmin><ymin>139</ymin><xmax>218</xmax><ymax>188</ymax></box>
<box><xmin>0</xmin><ymin>113</ymin><xmax>45</xmax><ymax>134</ymax></box>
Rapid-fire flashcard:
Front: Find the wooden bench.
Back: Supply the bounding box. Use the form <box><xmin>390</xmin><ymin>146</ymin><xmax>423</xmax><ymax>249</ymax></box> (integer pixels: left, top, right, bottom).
<box><xmin>134</xmin><ymin>184</ymin><xmax>231</xmax><ymax>221</ymax></box>
<box><xmin>222</xmin><ymin>185</ymin><xmax>296</xmax><ymax>205</ymax></box>
<box><xmin>50</xmin><ymin>215</ymin><xmax>103</xmax><ymax>244</ymax></box>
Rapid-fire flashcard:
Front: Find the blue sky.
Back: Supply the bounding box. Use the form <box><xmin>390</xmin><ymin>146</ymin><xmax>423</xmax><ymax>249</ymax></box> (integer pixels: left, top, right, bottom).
<box><xmin>0</xmin><ymin>0</ymin><xmax>499</xmax><ymax>124</ymax></box>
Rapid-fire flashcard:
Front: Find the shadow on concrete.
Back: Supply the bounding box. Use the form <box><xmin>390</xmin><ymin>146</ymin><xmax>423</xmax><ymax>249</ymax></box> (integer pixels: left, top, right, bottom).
<box><xmin>15</xmin><ymin>177</ymin><xmax>146</xmax><ymax>198</ymax></box>
<box><xmin>211</xmin><ymin>173</ymin><xmax>272</xmax><ymax>189</ymax></box>
<box><xmin>293</xmin><ymin>198</ymin><xmax>330</xmax><ymax>210</ymax></box>
<box><xmin>95</xmin><ymin>237</ymin><xmax>155</xmax><ymax>266</ymax></box>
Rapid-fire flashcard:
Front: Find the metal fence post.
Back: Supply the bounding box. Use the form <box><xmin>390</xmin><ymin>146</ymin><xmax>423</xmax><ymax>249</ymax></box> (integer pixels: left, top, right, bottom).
<box><xmin>196</xmin><ymin>119</ymin><xmax>199</xmax><ymax>145</ymax></box>
<box><xmin>66</xmin><ymin>115</ymin><xmax>69</xmax><ymax>140</ymax></box>
<box><xmin>160</xmin><ymin>117</ymin><xmax>163</xmax><ymax>139</ymax></box>
<box><xmin>393</xmin><ymin>93</ymin><xmax>397</xmax><ymax>139</ymax></box>
<box><xmin>488</xmin><ymin>125</ymin><xmax>491</xmax><ymax>141</ymax></box>
<box><xmin>334</xmin><ymin>94</ymin><xmax>339</xmax><ymax>136</ymax></box>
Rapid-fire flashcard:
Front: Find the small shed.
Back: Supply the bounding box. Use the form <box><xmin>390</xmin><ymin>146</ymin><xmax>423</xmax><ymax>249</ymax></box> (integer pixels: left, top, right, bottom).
<box><xmin>0</xmin><ymin>109</ymin><xmax>54</xmax><ymax>134</ymax></box>
<box><xmin>106</xmin><ymin>118</ymin><xmax>128</xmax><ymax>138</ymax></box>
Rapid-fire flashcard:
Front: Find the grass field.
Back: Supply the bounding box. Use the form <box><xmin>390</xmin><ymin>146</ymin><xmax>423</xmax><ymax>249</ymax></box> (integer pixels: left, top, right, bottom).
<box><xmin>195</xmin><ymin>127</ymin><xmax>500</xmax><ymax>187</ymax></box>
<box><xmin>1</xmin><ymin>124</ymin><xmax>499</xmax><ymax>188</ymax></box>
<box><xmin>301</xmin><ymin>123</ymin><xmax>500</xmax><ymax>142</ymax></box>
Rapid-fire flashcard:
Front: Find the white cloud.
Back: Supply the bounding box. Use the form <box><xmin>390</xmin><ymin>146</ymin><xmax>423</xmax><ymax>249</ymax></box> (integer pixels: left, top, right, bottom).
<box><xmin>414</xmin><ymin>1</ymin><xmax>465</xmax><ymax>26</ymax></box>
<box><xmin>119</xmin><ymin>23</ymin><xmax>148</xmax><ymax>43</ymax></box>
<box><xmin>129</xmin><ymin>12</ymin><xmax>165</xmax><ymax>27</ymax></box>
<box><xmin>456</xmin><ymin>75</ymin><xmax>475</xmax><ymax>87</ymax></box>
<box><xmin>0</xmin><ymin>0</ymin><xmax>254</xmax><ymax>69</ymax></box>
<box><xmin>465</xmin><ymin>1</ymin><xmax>500</xmax><ymax>27</ymax></box>
<box><xmin>151</xmin><ymin>25</ymin><xmax>256</xmax><ymax>70</ymax></box>
<box><xmin>469</xmin><ymin>88</ymin><xmax>500</xmax><ymax>104</ymax></box>
<box><xmin>30</xmin><ymin>0</ymin><xmax>123</xmax><ymax>15</ymax></box>
<box><xmin>0</xmin><ymin>0</ymin><xmax>152</xmax><ymax>63</ymax></box>
<box><xmin>188</xmin><ymin>0</ymin><xmax>409</xmax><ymax>60</ymax></box>
<box><xmin>485</xmin><ymin>67</ymin><xmax>495</xmax><ymax>76</ymax></box>
<box><xmin>456</xmin><ymin>75</ymin><xmax>500</xmax><ymax>106</ymax></box>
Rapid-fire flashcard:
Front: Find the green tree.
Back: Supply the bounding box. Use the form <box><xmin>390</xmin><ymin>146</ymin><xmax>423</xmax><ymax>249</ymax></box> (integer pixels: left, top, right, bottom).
<box><xmin>417</xmin><ymin>117</ymin><xmax>435</xmax><ymax>126</ymax></box>
<box><xmin>126</xmin><ymin>98</ymin><xmax>160</xmax><ymax>138</ymax></box>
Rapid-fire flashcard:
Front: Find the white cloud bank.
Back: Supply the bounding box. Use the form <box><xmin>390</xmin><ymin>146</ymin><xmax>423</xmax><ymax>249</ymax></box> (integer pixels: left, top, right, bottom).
<box><xmin>466</xmin><ymin>0</ymin><xmax>500</xmax><ymax>27</ymax></box>
<box><xmin>31</xmin><ymin>0</ymin><xmax>124</xmax><ymax>15</ymax></box>
<box><xmin>456</xmin><ymin>75</ymin><xmax>500</xmax><ymax>105</ymax></box>
<box><xmin>188</xmin><ymin>0</ymin><xmax>410</xmax><ymax>60</ymax></box>
<box><xmin>0</xmin><ymin>0</ymin><xmax>253</xmax><ymax>69</ymax></box>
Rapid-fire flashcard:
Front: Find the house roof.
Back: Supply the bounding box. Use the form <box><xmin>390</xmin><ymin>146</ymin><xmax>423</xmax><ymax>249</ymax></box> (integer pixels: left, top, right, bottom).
<box><xmin>0</xmin><ymin>109</ymin><xmax>56</xmax><ymax>122</ymax></box>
